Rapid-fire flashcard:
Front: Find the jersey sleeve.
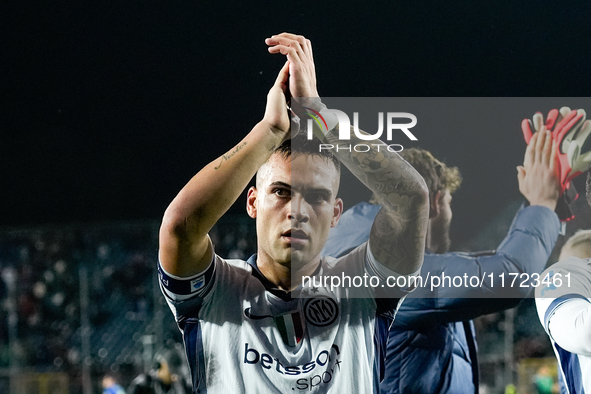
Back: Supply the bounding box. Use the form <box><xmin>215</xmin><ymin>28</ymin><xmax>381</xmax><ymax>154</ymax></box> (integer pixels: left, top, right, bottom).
<box><xmin>535</xmin><ymin>257</ymin><xmax>591</xmax><ymax>356</ymax></box>
<box><xmin>158</xmin><ymin>254</ymin><xmax>217</xmax><ymax>327</ymax></box>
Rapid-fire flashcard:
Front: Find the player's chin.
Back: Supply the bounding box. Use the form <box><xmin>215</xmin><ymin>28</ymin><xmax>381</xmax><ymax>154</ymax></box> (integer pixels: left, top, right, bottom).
<box><xmin>289</xmin><ymin>250</ymin><xmax>308</xmax><ymax>269</ymax></box>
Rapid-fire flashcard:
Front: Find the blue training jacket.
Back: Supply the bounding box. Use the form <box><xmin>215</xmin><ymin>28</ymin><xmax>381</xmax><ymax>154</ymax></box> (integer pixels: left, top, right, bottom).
<box><xmin>322</xmin><ymin>202</ymin><xmax>560</xmax><ymax>394</ymax></box>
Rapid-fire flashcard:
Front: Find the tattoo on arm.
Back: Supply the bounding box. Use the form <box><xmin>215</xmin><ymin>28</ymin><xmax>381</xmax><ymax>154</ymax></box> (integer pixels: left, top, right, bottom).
<box><xmin>324</xmin><ymin>129</ymin><xmax>428</xmax><ymax>273</ymax></box>
<box><xmin>370</xmin><ymin>206</ymin><xmax>427</xmax><ymax>274</ymax></box>
<box><xmin>368</xmin><ymin>167</ymin><xmax>428</xmax><ymax>273</ymax></box>
<box><xmin>214</xmin><ymin>141</ymin><xmax>248</xmax><ymax>170</ymax></box>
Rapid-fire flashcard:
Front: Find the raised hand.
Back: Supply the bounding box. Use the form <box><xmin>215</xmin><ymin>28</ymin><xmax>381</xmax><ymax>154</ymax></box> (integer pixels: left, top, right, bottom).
<box><xmin>265</xmin><ymin>33</ymin><xmax>319</xmax><ymax>98</ymax></box>
<box><xmin>517</xmin><ymin>129</ymin><xmax>561</xmax><ymax>211</ymax></box>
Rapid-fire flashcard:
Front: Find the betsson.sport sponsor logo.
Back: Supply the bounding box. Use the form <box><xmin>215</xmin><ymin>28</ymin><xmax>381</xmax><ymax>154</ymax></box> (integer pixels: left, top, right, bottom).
<box><xmin>243</xmin><ymin>343</ymin><xmax>342</xmax><ymax>391</ymax></box>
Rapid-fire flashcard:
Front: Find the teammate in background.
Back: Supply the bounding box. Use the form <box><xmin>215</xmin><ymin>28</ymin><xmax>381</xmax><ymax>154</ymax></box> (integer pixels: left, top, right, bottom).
<box><xmin>158</xmin><ymin>33</ymin><xmax>429</xmax><ymax>393</ymax></box>
<box><xmin>535</xmin><ymin>181</ymin><xmax>591</xmax><ymax>394</ymax></box>
<box><xmin>102</xmin><ymin>374</ymin><xmax>126</xmax><ymax>394</ymax></box>
<box><xmin>324</xmin><ymin>130</ymin><xmax>562</xmax><ymax>393</ymax></box>
<box><xmin>558</xmin><ymin>230</ymin><xmax>591</xmax><ymax>261</ymax></box>
<box><xmin>127</xmin><ymin>345</ymin><xmax>191</xmax><ymax>394</ymax></box>
<box><xmin>322</xmin><ymin>148</ymin><xmax>462</xmax><ymax>258</ymax></box>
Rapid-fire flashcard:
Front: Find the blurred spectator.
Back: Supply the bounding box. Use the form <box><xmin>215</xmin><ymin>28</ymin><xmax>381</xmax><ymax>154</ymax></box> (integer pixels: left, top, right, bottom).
<box><xmin>127</xmin><ymin>344</ymin><xmax>191</xmax><ymax>394</ymax></box>
<box><xmin>533</xmin><ymin>365</ymin><xmax>558</xmax><ymax>394</ymax></box>
<box><xmin>102</xmin><ymin>374</ymin><xmax>126</xmax><ymax>394</ymax></box>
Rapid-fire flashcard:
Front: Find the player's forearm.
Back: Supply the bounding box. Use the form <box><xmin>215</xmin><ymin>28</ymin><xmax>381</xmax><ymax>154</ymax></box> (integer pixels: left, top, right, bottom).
<box><xmin>160</xmin><ymin>122</ymin><xmax>284</xmax><ymax>272</ymax></box>
<box><xmin>482</xmin><ymin>206</ymin><xmax>559</xmax><ymax>297</ymax></box>
<box><xmin>342</xmin><ymin>127</ymin><xmax>427</xmax><ymax>201</ymax></box>
<box><xmin>326</xmin><ymin>126</ymin><xmax>429</xmax><ymax>274</ymax></box>
<box><xmin>164</xmin><ymin>122</ymin><xmax>282</xmax><ymax>232</ymax></box>
<box><xmin>415</xmin><ymin>206</ymin><xmax>559</xmax><ymax>304</ymax></box>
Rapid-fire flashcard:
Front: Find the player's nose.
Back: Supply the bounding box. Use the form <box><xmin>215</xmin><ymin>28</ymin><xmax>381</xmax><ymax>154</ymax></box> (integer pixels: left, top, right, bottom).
<box><xmin>288</xmin><ymin>195</ymin><xmax>310</xmax><ymax>222</ymax></box>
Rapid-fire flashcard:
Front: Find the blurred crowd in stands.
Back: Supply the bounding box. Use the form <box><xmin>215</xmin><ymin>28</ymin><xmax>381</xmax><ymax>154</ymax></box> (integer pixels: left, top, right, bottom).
<box><xmin>0</xmin><ymin>217</ymin><xmax>255</xmax><ymax>392</ymax></box>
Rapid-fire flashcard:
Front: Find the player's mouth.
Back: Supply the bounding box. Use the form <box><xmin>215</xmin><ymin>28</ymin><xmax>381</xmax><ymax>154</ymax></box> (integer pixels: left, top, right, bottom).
<box><xmin>281</xmin><ymin>229</ymin><xmax>309</xmax><ymax>247</ymax></box>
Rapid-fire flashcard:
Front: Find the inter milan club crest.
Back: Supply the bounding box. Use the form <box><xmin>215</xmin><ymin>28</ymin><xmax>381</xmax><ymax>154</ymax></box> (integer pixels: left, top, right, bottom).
<box><xmin>304</xmin><ymin>297</ymin><xmax>339</xmax><ymax>327</ymax></box>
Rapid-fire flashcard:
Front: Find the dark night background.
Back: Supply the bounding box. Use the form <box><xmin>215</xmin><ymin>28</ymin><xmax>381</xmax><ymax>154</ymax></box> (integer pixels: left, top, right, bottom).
<box><xmin>3</xmin><ymin>1</ymin><xmax>591</xmax><ymax>247</ymax></box>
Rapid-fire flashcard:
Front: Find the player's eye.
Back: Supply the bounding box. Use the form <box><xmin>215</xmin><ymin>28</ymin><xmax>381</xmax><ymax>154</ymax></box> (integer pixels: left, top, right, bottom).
<box><xmin>306</xmin><ymin>192</ymin><xmax>327</xmax><ymax>204</ymax></box>
<box><xmin>273</xmin><ymin>188</ymin><xmax>291</xmax><ymax>198</ymax></box>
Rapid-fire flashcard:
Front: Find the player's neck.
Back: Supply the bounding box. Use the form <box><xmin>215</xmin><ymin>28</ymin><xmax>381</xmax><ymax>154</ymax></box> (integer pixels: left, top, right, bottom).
<box><xmin>257</xmin><ymin>253</ymin><xmax>321</xmax><ymax>292</ymax></box>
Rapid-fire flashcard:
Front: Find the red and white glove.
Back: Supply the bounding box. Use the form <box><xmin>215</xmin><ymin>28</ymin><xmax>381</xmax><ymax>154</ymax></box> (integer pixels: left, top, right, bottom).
<box><xmin>521</xmin><ymin>107</ymin><xmax>591</xmax><ymax>221</ymax></box>
<box><xmin>522</xmin><ymin>107</ymin><xmax>590</xmax><ymax>187</ymax></box>
<box><xmin>557</xmin><ymin>115</ymin><xmax>591</xmax><ymax>184</ymax></box>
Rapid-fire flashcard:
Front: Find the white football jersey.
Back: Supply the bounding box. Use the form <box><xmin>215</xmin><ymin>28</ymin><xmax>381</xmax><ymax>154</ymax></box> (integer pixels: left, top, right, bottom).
<box><xmin>535</xmin><ymin>257</ymin><xmax>591</xmax><ymax>394</ymax></box>
<box><xmin>159</xmin><ymin>243</ymin><xmax>408</xmax><ymax>393</ymax></box>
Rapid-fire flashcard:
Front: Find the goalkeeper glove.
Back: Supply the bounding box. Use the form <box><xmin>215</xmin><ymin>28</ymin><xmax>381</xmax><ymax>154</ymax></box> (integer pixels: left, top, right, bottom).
<box><xmin>521</xmin><ymin>107</ymin><xmax>591</xmax><ymax>220</ymax></box>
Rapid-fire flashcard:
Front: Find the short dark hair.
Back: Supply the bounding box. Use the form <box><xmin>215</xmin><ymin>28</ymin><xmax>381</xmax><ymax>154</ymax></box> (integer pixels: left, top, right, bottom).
<box><xmin>273</xmin><ymin>133</ymin><xmax>341</xmax><ymax>174</ymax></box>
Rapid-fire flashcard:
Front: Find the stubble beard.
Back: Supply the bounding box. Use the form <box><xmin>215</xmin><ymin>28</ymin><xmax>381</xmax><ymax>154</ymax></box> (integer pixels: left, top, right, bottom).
<box><xmin>432</xmin><ymin>218</ymin><xmax>451</xmax><ymax>254</ymax></box>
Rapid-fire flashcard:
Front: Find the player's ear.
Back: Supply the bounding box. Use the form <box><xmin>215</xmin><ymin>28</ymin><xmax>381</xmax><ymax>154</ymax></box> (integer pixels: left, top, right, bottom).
<box><xmin>429</xmin><ymin>190</ymin><xmax>441</xmax><ymax>219</ymax></box>
<box><xmin>247</xmin><ymin>186</ymin><xmax>258</xmax><ymax>218</ymax></box>
<box><xmin>331</xmin><ymin>197</ymin><xmax>344</xmax><ymax>227</ymax></box>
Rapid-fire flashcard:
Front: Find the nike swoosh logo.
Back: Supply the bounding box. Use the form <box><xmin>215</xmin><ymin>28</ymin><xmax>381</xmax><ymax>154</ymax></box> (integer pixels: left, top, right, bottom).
<box><xmin>244</xmin><ymin>308</ymin><xmax>273</xmax><ymax>320</ymax></box>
